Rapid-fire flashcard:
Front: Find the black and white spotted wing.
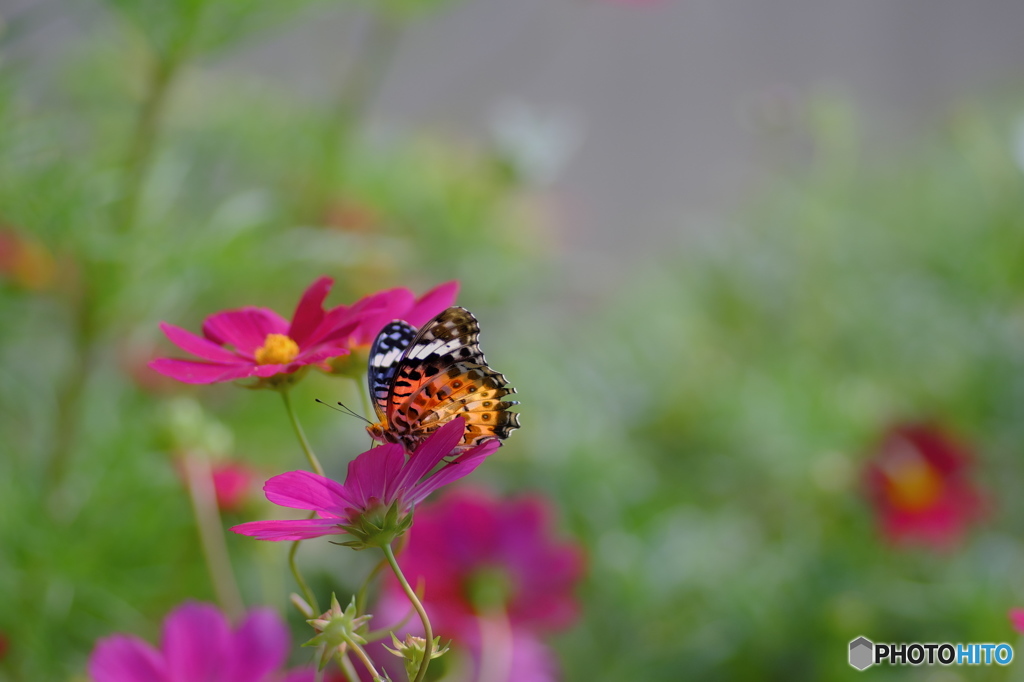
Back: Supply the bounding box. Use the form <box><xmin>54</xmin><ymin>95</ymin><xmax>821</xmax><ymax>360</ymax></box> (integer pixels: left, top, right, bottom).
<box><xmin>367</xmin><ymin>320</ymin><xmax>417</xmax><ymax>421</ymax></box>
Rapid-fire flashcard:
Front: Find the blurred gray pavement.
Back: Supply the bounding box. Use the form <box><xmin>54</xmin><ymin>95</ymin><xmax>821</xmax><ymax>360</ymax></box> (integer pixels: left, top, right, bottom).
<box><xmin>7</xmin><ymin>0</ymin><xmax>1024</xmax><ymax>277</ymax></box>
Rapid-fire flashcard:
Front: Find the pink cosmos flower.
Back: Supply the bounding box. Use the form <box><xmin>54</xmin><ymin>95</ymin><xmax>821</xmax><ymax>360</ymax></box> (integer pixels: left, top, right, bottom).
<box><xmin>230</xmin><ymin>418</ymin><xmax>500</xmax><ymax>545</ymax></box>
<box><xmin>87</xmin><ymin>602</ymin><xmax>314</xmax><ymax>682</ymax></box>
<box><xmin>864</xmin><ymin>422</ymin><xmax>986</xmax><ymax>549</ymax></box>
<box><xmin>335</xmin><ymin>281</ymin><xmax>459</xmax><ymax>349</ymax></box>
<box><xmin>149</xmin><ymin>276</ymin><xmax>367</xmax><ymax>384</ymax></box>
<box><xmin>379</xmin><ymin>488</ymin><xmax>584</xmax><ymax>641</ymax></box>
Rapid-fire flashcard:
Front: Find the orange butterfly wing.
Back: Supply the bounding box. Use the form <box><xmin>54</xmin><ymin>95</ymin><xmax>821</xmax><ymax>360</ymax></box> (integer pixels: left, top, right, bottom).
<box><xmin>367</xmin><ymin>307</ymin><xmax>519</xmax><ymax>452</ymax></box>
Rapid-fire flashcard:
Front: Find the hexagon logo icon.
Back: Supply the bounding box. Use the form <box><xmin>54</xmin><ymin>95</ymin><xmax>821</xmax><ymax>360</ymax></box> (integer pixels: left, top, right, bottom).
<box><xmin>849</xmin><ymin>636</ymin><xmax>874</xmax><ymax>670</ymax></box>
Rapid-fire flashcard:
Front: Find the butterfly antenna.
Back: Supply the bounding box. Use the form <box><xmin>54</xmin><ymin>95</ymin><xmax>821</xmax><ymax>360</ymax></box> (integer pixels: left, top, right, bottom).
<box><xmin>314</xmin><ymin>398</ymin><xmax>373</xmax><ymax>425</ymax></box>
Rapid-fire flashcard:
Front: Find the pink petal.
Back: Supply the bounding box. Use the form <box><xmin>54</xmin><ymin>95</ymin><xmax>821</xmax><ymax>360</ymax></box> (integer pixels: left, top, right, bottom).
<box><xmin>395</xmin><ymin>419</ymin><xmax>466</xmax><ymax>492</ymax></box>
<box><xmin>148</xmin><ymin>358</ymin><xmax>255</xmax><ymax>384</ymax></box>
<box><xmin>263</xmin><ymin>471</ymin><xmax>352</xmax><ymax>515</ymax></box>
<box><xmin>342</xmin><ymin>444</ymin><xmax>405</xmax><ymax>509</ymax></box>
<box><xmin>158</xmin><ymin>323</ymin><xmax>240</xmax><ymax>363</ymax></box>
<box><xmin>230</xmin><ymin>518</ymin><xmax>347</xmax><ymax>541</ymax></box>
<box><xmin>202</xmin><ymin>308</ymin><xmax>289</xmax><ymax>355</ymax></box>
<box><xmin>290</xmin><ymin>347</ymin><xmax>350</xmax><ymax>366</ymax></box>
<box><xmin>407</xmin><ymin>440</ymin><xmax>501</xmax><ymax>506</ymax></box>
<box><xmin>280</xmin><ymin>669</ymin><xmax>317</xmax><ymax>682</ymax></box>
<box><xmin>162</xmin><ymin>603</ymin><xmax>231</xmax><ymax>682</ymax></box>
<box><xmin>406</xmin><ymin>281</ymin><xmax>459</xmax><ymax>327</ymax></box>
<box><xmin>302</xmin><ymin>305</ymin><xmax>373</xmax><ymax>349</ymax></box>
<box><xmin>88</xmin><ymin>635</ymin><xmax>167</xmax><ymax>682</ymax></box>
<box><xmin>349</xmin><ymin>288</ymin><xmax>415</xmax><ymax>346</ymax></box>
<box><xmin>224</xmin><ymin>608</ymin><xmax>289</xmax><ymax>682</ymax></box>
<box><xmin>287</xmin><ymin>277</ymin><xmax>333</xmax><ymax>346</ymax></box>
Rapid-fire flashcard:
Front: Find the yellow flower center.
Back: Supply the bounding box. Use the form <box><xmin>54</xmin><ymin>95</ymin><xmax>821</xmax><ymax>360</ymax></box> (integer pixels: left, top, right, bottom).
<box><xmin>882</xmin><ymin>450</ymin><xmax>943</xmax><ymax>512</ymax></box>
<box><xmin>254</xmin><ymin>334</ymin><xmax>299</xmax><ymax>365</ymax></box>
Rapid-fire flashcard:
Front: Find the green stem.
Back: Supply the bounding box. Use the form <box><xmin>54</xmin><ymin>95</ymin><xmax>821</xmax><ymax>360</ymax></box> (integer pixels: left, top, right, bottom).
<box><xmin>183</xmin><ymin>454</ymin><xmax>245</xmax><ymax>620</ymax></box>
<box><xmin>116</xmin><ymin>3</ymin><xmax>204</xmax><ymax>234</ymax></box>
<box><xmin>45</xmin><ymin>274</ymin><xmax>96</xmax><ymax>500</ymax></box>
<box><xmin>476</xmin><ymin>612</ymin><xmax>513</xmax><ymax>682</ymax></box>
<box><xmin>312</xmin><ymin>13</ymin><xmax>404</xmax><ymax>216</ymax></box>
<box><xmin>354</xmin><ymin>556</ymin><xmax>386</xmax><ymax>616</ymax></box>
<box><xmin>280</xmin><ymin>388</ymin><xmax>325</xmax><ymax>476</ymax></box>
<box><xmin>345</xmin><ymin>638</ymin><xmax>384</xmax><ymax>682</ymax></box>
<box><xmin>288</xmin><ymin>530</ymin><xmax>320</xmax><ymax>617</ymax></box>
<box><xmin>339</xmin><ymin>653</ymin><xmax>360</xmax><ymax>682</ymax></box>
<box><xmin>382</xmin><ymin>543</ymin><xmax>433</xmax><ymax>682</ymax></box>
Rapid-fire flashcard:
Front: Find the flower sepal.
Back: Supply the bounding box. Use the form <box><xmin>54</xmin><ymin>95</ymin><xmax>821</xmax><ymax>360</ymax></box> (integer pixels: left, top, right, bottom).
<box><xmin>338</xmin><ymin>500</ymin><xmax>414</xmax><ymax>550</ymax></box>
<box><xmin>384</xmin><ymin>633</ymin><xmax>450</xmax><ymax>680</ymax></box>
<box><xmin>304</xmin><ymin>594</ymin><xmax>373</xmax><ymax>671</ymax></box>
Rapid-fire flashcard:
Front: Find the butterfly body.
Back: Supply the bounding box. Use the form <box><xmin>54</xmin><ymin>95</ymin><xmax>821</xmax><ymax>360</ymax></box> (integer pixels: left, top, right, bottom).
<box><xmin>367</xmin><ymin>307</ymin><xmax>519</xmax><ymax>453</ymax></box>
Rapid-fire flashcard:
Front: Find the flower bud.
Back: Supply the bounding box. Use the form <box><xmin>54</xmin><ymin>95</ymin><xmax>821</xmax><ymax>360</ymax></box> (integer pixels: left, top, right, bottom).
<box><xmin>304</xmin><ymin>594</ymin><xmax>372</xmax><ymax>671</ymax></box>
<box><xmin>384</xmin><ymin>633</ymin><xmax>450</xmax><ymax>680</ymax></box>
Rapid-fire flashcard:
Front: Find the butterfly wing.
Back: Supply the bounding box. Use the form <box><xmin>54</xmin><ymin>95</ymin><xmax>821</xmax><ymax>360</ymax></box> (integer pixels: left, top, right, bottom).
<box><xmin>384</xmin><ymin>307</ymin><xmax>519</xmax><ymax>451</ymax></box>
<box><xmin>367</xmin><ymin>320</ymin><xmax>417</xmax><ymax>422</ymax></box>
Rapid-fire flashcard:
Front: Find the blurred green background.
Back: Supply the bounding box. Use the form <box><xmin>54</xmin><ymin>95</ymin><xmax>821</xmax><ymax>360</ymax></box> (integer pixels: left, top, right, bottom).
<box><xmin>3</xmin><ymin>1</ymin><xmax>1024</xmax><ymax>680</ymax></box>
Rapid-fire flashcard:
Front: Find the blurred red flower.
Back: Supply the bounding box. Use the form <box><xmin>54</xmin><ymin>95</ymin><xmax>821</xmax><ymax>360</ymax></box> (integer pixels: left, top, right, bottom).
<box><xmin>0</xmin><ymin>227</ymin><xmax>56</xmax><ymax>291</ymax></box>
<box><xmin>149</xmin><ymin>277</ymin><xmax>367</xmax><ymax>385</ymax></box>
<box><xmin>864</xmin><ymin>423</ymin><xmax>986</xmax><ymax>549</ymax></box>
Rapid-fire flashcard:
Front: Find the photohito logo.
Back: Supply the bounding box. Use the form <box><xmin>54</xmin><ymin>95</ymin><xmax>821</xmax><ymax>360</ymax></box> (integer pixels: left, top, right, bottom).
<box><xmin>848</xmin><ymin>636</ymin><xmax>1013</xmax><ymax>670</ymax></box>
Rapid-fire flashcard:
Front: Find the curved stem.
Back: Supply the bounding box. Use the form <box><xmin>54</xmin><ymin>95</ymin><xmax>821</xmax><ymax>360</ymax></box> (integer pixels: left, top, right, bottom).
<box><xmin>288</xmin><ymin>529</ymin><xmax>320</xmax><ymax>617</ymax></box>
<box><xmin>281</xmin><ymin>388</ymin><xmax>324</xmax><ymax>476</ymax></box>
<box><xmin>346</xmin><ymin>638</ymin><xmax>384</xmax><ymax>682</ymax></box>
<box><xmin>382</xmin><ymin>543</ymin><xmax>432</xmax><ymax>682</ymax></box>
<box><xmin>355</xmin><ymin>556</ymin><xmax>386</xmax><ymax>616</ymax></box>
<box><xmin>182</xmin><ymin>454</ymin><xmax>245</xmax><ymax>620</ymax></box>
<box><xmin>116</xmin><ymin>2</ymin><xmax>204</xmax><ymax>234</ymax></box>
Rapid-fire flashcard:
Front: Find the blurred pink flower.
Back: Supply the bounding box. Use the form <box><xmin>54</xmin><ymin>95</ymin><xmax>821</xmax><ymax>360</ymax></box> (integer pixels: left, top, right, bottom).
<box><xmin>1010</xmin><ymin>608</ymin><xmax>1024</xmax><ymax>632</ymax></box>
<box><xmin>381</xmin><ymin>488</ymin><xmax>584</xmax><ymax>641</ymax></box>
<box><xmin>231</xmin><ymin>418</ymin><xmax>500</xmax><ymax>545</ymax></box>
<box><xmin>174</xmin><ymin>457</ymin><xmax>257</xmax><ymax>514</ymax></box>
<box><xmin>210</xmin><ymin>461</ymin><xmax>256</xmax><ymax>513</ymax></box>
<box><xmin>149</xmin><ymin>277</ymin><xmax>366</xmax><ymax>385</ymax></box>
<box><xmin>87</xmin><ymin>602</ymin><xmax>314</xmax><ymax>682</ymax></box>
<box><xmin>864</xmin><ymin>422</ymin><xmax>985</xmax><ymax>549</ymax></box>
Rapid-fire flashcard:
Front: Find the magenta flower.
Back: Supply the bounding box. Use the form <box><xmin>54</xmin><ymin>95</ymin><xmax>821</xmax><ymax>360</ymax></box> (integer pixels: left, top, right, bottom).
<box><xmin>378</xmin><ymin>488</ymin><xmax>584</xmax><ymax>641</ymax></box>
<box><xmin>149</xmin><ymin>276</ymin><xmax>367</xmax><ymax>384</ymax></box>
<box><xmin>864</xmin><ymin>422</ymin><xmax>986</xmax><ymax>549</ymax></box>
<box><xmin>231</xmin><ymin>418</ymin><xmax>500</xmax><ymax>546</ymax></box>
<box><xmin>87</xmin><ymin>602</ymin><xmax>314</xmax><ymax>682</ymax></box>
<box><xmin>335</xmin><ymin>281</ymin><xmax>459</xmax><ymax>349</ymax></box>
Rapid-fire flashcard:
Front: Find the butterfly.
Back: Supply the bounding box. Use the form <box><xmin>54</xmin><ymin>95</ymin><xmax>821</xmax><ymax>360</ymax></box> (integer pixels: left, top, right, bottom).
<box><xmin>365</xmin><ymin>306</ymin><xmax>519</xmax><ymax>453</ymax></box>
